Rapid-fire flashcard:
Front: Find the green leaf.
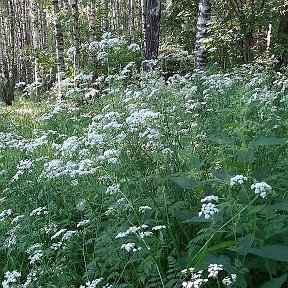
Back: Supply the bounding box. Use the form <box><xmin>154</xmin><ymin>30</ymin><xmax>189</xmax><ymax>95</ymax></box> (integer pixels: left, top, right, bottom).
<box><xmin>228</xmin><ymin>234</ymin><xmax>254</xmax><ymax>256</ymax></box>
<box><xmin>260</xmin><ymin>274</ymin><xmax>287</xmax><ymax>288</ymax></box>
<box><xmin>169</xmin><ymin>173</ymin><xmax>196</xmax><ymax>189</ymax></box>
<box><xmin>182</xmin><ymin>216</ymin><xmax>212</xmax><ymax>223</ymax></box>
<box><xmin>183</xmin><ymin>215</ymin><xmax>222</xmax><ymax>224</ymax></box>
<box><xmin>216</xmin><ymin>108</ymin><xmax>233</xmax><ymax>113</ymax></box>
<box><xmin>239</xmin><ymin>234</ymin><xmax>255</xmax><ymax>255</ymax></box>
<box><xmin>252</xmin><ymin>138</ymin><xmax>287</xmax><ymax>146</ymax></box>
<box><xmin>207</xmin><ymin>136</ymin><xmax>234</xmax><ymax>145</ymax></box>
<box><xmin>237</xmin><ymin>148</ymin><xmax>254</xmax><ymax>163</ymax></box>
<box><xmin>248</xmin><ymin>245</ymin><xmax>288</xmax><ymax>262</ymax></box>
<box><xmin>270</xmin><ymin>201</ymin><xmax>288</xmax><ymax>212</ymax></box>
<box><xmin>221</xmin><ymin>122</ymin><xmax>240</xmax><ymax>127</ymax></box>
<box><xmin>190</xmin><ymin>154</ymin><xmax>201</xmax><ymax>171</ymax></box>
<box><xmin>175</xmin><ymin>211</ymin><xmax>194</xmax><ymax>221</ymax></box>
<box><xmin>207</xmin><ymin>241</ymin><xmax>237</xmax><ymax>252</ymax></box>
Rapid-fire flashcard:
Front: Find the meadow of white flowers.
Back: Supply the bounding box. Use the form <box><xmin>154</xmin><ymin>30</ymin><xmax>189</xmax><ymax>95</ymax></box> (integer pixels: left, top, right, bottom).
<box><xmin>0</xmin><ymin>60</ymin><xmax>288</xmax><ymax>287</ymax></box>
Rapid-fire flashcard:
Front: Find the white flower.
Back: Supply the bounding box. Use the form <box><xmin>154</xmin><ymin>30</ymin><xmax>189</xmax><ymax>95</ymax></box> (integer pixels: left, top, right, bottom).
<box><xmin>71</xmin><ymin>179</ymin><xmax>79</xmax><ymax>186</ymax></box>
<box><xmin>161</xmin><ymin>148</ymin><xmax>173</xmax><ymax>154</ymax></box>
<box><xmin>62</xmin><ymin>230</ymin><xmax>77</xmax><ymax>241</ymax></box>
<box><xmin>128</xmin><ymin>43</ymin><xmax>140</xmax><ymax>52</ymax></box>
<box><xmin>231</xmin><ymin>274</ymin><xmax>237</xmax><ymax>281</ymax></box>
<box><xmin>85</xmin><ymin>278</ymin><xmax>103</xmax><ymax>288</ymax></box>
<box><xmin>115</xmin><ymin>231</ymin><xmax>128</xmax><ymax>238</ymax></box>
<box><xmin>126</xmin><ymin>109</ymin><xmax>161</xmax><ymax>127</ymax></box>
<box><xmin>138</xmin><ymin>206</ymin><xmax>152</xmax><ymax>213</ymax></box>
<box><xmin>51</xmin><ymin>229</ymin><xmax>67</xmax><ymax>240</ymax></box>
<box><xmin>11</xmin><ymin>159</ymin><xmax>34</xmax><ymax>182</ymax></box>
<box><xmin>106</xmin><ymin>184</ymin><xmax>121</xmax><ymax>195</ymax></box>
<box><xmin>30</xmin><ymin>206</ymin><xmax>48</xmax><ymax>216</ymax></box>
<box><xmin>0</xmin><ymin>209</ymin><xmax>12</xmax><ymax>222</ymax></box>
<box><xmin>11</xmin><ymin>215</ymin><xmax>24</xmax><ymax>224</ymax></box>
<box><xmin>222</xmin><ymin>274</ymin><xmax>237</xmax><ymax>286</ymax></box>
<box><xmin>139</xmin><ymin>231</ymin><xmax>153</xmax><ymax>238</ymax></box>
<box><xmin>28</xmin><ymin>251</ymin><xmax>43</xmax><ymax>264</ymax></box>
<box><xmin>207</xmin><ymin>264</ymin><xmax>223</xmax><ymax>278</ymax></box>
<box><xmin>251</xmin><ymin>181</ymin><xmax>272</xmax><ymax>198</ymax></box>
<box><xmin>230</xmin><ymin>175</ymin><xmax>248</xmax><ymax>186</ymax></box>
<box><xmin>152</xmin><ymin>225</ymin><xmax>166</xmax><ymax>231</ymax></box>
<box><xmin>198</xmin><ymin>203</ymin><xmax>219</xmax><ymax>219</ymax></box>
<box><xmin>67</xmin><ymin>46</ymin><xmax>76</xmax><ymax>58</ymax></box>
<box><xmin>61</xmin><ymin>136</ymin><xmax>79</xmax><ymax>156</ymax></box>
<box><xmin>121</xmin><ymin>242</ymin><xmax>141</xmax><ymax>252</ymax></box>
<box><xmin>222</xmin><ymin>277</ymin><xmax>232</xmax><ymax>286</ymax></box>
<box><xmin>181</xmin><ymin>268</ymin><xmax>195</xmax><ymax>274</ymax></box>
<box><xmin>2</xmin><ymin>270</ymin><xmax>21</xmax><ymax>288</ymax></box>
<box><xmin>77</xmin><ymin>219</ymin><xmax>90</xmax><ymax>228</ymax></box>
<box><xmin>201</xmin><ymin>195</ymin><xmax>219</xmax><ymax>203</ymax></box>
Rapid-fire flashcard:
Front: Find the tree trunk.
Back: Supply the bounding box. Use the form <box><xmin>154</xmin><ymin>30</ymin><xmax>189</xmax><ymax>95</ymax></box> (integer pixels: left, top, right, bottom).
<box><xmin>6</xmin><ymin>0</ymin><xmax>16</xmax><ymax>106</ymax></box>
<box><xmin>195</xmin><ymin>0</ymin><xmax>212</xmax><ymax>69</ymax></box>
<box><xmin>144</xmin><ymin>0</ymin><xmax>161</xmax><ymax>69</ymax></box>
<box><xmin>52</xmin><ymin>0</ymin><xmax>65</xmax><ymax>99</ymax></box>
<box><xmin>70</xmin><ymin>0</ymin><xmax>80</xmax><ymax>71</ymax></box>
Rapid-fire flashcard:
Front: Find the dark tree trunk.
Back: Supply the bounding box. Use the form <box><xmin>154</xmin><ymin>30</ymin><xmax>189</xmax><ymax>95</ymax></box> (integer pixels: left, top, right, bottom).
<box><xmin>144</xmin><ymin>0</ymin><xmax>161</xmax><ymax>69</ymax></box>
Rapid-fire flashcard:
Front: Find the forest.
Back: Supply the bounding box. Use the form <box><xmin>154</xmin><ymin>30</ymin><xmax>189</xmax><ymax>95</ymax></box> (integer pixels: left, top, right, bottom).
<box><xmin>0</xmin><ymin>0</ymin><xmax>288</xmax><ymax>287</ymax></box>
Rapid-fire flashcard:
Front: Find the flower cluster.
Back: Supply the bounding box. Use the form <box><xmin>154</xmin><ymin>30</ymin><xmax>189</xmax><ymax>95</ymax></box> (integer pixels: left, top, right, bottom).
<box><xmin>106</xmin><ymin>184</ymin><xmax>121</xmax><ymax>195</ymax></box>
<box><xmin>222</xmin><ymin>274</ymin><xmax>237</xmax><ymax>286</ymax></box>
<box><xmin>1</xmin><ymin>270</ymin><xmax>21</xmax><ymax>288</ymax></box>
<box><xmin>79</xmin><ymin>278</ymin><xmax>103</xmax><ymax>288</ymax></box>
<box><xmin>181</xmin><ymin>264</ymin><xmax>237</xmax><ymax>287</ymax></box>
<box><xmin>121</xmin><ymin>242</ymin><xmax>142</xmax><ymax>252</ymax></box>
<box><xmin>199</xmin><ymin>195</ymin><xmax>219</xmax><ymax>219</ymax></box>
<box><xmin>27</xmin><ymin>243</ymin><xmax>43</xmax><ymax>264</ymax></box>
<box><xmin>115</xmin><ymin>224</ymin><xmax>149</xmax><ymax>239</ymax></box>
<box><xmin>181</xmin><ymin>269</ymin><xmax>208</xmax><ymax>288</ymax></box>
<box><xmin>230</xmin><ymin>175</ymin><xmax>248</xmax><ymax>186</ymax></box>
<box><xmin>251</xmin><ymin>182</ymin><xmax>272</xmax><ymax>198</ymax></box>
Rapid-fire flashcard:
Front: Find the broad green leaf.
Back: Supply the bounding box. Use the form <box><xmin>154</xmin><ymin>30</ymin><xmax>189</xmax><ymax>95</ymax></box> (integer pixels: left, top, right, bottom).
<box><xmin>169</xmin><ymin>173</ymin><xmax>196</xmax><ymax>189</ymax></box>
<box><xmin>211</xmin><ymin>168</ymin><xmax>233</xmax><ymax>180</ymax></box>
<box><xmin>260</xmin><ymin>274</ymin><xmax>287</xmax><ymax>288</ymax></box>
<box><xmin>228</xmin><ymin>234</ymin><xmax>254</xmax><ymax>255</ymax></box>
<box><xmin>237</xmin><ymin>148</ymin><xmax>254</xmax><ymax>163</ymax></box>
<box><xmin>270</xmin><ymin>201</ymin><xmax>288</xmax><ymax>212</ymax></box>
<box><xmin>175</xmin><ymin>211</ymin><xmax>194</xmax><ymax>221</ymax></box>
<box><xmin>207</xmin><ymin>241</ymin><xmax>237</xmax><ymax>252</ymax></box>
<box><xmin>190</xmin><ymin>154</ymin><xmax>201</xmax><ymax>171</ymax></box>
<box><xmin>248</xmin><ymin>245</ymin><xmax>288</xmax><ymax>262</ymax></box>
<box><xmin>239</xmin><ymin>234</ymin><xmax>255</xmax><ymax>255</ymax></box>
<box><xmin>252</xmin><ymin>138</ymin><xmax>287</xmax><ymax>146</ymax></box>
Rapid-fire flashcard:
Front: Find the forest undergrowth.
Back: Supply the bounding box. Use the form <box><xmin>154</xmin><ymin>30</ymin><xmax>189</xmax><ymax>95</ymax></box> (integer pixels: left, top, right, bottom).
<box><xmin>0</xmin><ymin>62</ymin><xmax>288</xmax><ymax>287</ymax></box>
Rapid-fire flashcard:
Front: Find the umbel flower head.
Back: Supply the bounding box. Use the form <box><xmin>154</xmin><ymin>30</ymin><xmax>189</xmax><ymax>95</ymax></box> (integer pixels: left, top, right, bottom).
<box><xmin>199</xmin><ymin>195</ymin><xmax>219</xmax><ymax>219</ymax></box>
<box><xmin>230</xmin><ymin>175</ymin><xmax>248</xmax><ymax>186</ymax></box>
<box><xmin>251</xmin><ymin>181</ymin><xmax>272</xmax><ymax>198</ymax></box>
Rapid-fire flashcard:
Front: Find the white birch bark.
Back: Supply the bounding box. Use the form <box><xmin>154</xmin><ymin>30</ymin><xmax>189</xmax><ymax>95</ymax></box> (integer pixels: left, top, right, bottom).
<box><xmin>195</xmin><ymin>0</ymin><xmax>212</xmax><ymax>69</ymax></box>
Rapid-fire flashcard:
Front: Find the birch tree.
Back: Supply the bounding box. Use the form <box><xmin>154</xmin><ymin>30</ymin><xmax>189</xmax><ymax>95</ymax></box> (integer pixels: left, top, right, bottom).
<box><xmin>52</xmin><ymin>0</ymin><xmax>65</xmax><ymax>99</ymax></box>
<box><xmin>195</xmin><ymin>0</ymin><xmax>212</xmax><ymax>69</ymax></box>
<box><xmin>70</xmin><ymin>0</ymin><xmax>80</xmax><ymax>71</ymax></box>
